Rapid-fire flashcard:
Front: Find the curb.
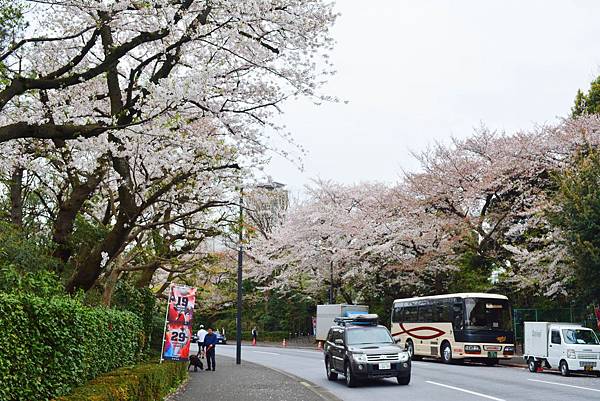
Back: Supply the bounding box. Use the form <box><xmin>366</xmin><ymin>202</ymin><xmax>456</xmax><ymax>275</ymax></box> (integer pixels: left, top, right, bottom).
<box><xmin>221</xmin><ymin>355</ymin><xmax>341</xmax><ymax>401</ymax></box>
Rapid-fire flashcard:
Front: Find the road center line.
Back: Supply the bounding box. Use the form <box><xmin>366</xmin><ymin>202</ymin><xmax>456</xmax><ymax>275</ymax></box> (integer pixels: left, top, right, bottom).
<box><xmin>426</xmin><ymin>381</ymin><xmax>506</xmax><ymax>401</ymax></box>
<box><xmin>251</xmin><ymin>350</ymin><xmax>280</xmax><ymax>355</ymax></box>
<box><xmin>528</xmin><ymin>379</ymin><xmax>600</xmax><ymax>393</ymax></box>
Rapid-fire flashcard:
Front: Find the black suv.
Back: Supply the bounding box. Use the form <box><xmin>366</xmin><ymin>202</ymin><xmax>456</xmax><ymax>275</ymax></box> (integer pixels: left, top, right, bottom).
<box><xmin>323</xmin><ymin>314</ymin><xmax>411</xmax><ymax>387</ymax></box>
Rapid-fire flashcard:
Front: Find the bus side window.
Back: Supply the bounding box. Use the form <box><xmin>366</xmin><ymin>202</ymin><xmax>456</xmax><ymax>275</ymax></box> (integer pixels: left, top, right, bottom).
<box><xmin>392</xmin><ymin>306</ymin><xmax>402</xmax><ymax>323</ymax></box>
<box><xmin>404</xmin><ymin>305</ymin><xmax>418</xmax><ymax>322</ymax></box>
<box><xmin>419</xmin><ymin>304</ymin><xmax>433</xmax><ymax>322</ymax></box>
<box><xmin>436</xmin><ymin>303</ymin><xmax>450</xmax><ymax>322</ymax></box>
<box><xmin>452</xmin><ymin>303</ymin><xmax>464</xmax><ymax>330</ymax></box>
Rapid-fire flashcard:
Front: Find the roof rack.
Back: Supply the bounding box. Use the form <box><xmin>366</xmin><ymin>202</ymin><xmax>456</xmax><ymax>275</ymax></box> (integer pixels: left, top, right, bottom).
<box><xmin>333</xmin><ymin>314</ymin><xmax>379</xmax><ymax>326</ymax></box>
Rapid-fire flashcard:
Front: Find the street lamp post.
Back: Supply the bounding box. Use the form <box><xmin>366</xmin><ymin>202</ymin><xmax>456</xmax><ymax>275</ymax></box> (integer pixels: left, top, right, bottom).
<box><xmin>234</xmin><ymin>180</ymin><xmax>286</xmax><ymax>364</ymax></box>
<box><xmin>236</xmin><ymin>188</ymin><xmax>243</xmax><ymax>365</ymax></box>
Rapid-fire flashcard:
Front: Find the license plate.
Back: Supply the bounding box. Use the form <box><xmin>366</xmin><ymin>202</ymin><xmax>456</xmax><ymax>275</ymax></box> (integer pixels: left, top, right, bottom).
<box><xmin>487</xmin><ymin>352</ymin><xmax>497</xmax><ymax>358</ymax></box>
<box><xmin>379</xmin><ymin>362</ymin><xmax>391</xmax><ymax>370</ymax></box>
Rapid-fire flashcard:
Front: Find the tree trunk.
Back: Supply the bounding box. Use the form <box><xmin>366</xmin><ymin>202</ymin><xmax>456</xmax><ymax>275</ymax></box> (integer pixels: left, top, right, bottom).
<box><xmin>65</xmin><ymin>213</ymin><xmax>133</xmax><ymax>293</ymax></box>
<box><xmin>102</xmin><ymin>267</ymin><xmax>121</xmax><ymax>306</ymax></box>
<box><xmin>52</xmin><ymin>173</ymin><xmax>104</xmax><ymax>265</ymax></box>
<box><xmin>136</xmin><ymin>260</ymin><xmax>161</xmax><ymax>288</ymax></box>
<box><xmin>339</xmin><ymin>287</ymin><xmax>353</xmax><ymax>304</ymax></box>
<box><xmin>9</xmin><ymin>167</ymin><xmax>23</xmax><ymax>227</ymax></box>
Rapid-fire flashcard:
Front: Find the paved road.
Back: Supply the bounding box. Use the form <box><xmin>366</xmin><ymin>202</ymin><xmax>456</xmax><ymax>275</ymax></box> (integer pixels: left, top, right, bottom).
<box><xmin>194</xmin><ymin>344</ymin><xmax>600</xmax><ymax>401</ymax></box>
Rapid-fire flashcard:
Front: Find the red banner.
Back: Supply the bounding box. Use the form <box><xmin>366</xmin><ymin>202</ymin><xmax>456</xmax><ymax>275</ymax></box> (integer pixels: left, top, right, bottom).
<box><xmin>167</xmin><ymin>285</ymin><xmax>196</xmax><ymax>325</ymax></box>
<box><xmin>163</xmin><ymin>323</ymin><xmax>193</xmax><ymax>361</ymax></box>
<box><xmin>162</xmin><ymin>285</ymin><xmax>197</xmax><ymax>361</ymax></box>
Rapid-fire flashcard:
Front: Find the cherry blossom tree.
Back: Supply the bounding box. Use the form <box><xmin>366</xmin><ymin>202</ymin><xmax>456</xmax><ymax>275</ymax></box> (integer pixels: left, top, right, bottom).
<box><xmin>249</xmin><ymin>115</ymin><xmax>600</xmax><ymax>306</ymax></box>
<box><xmin>0</xmin><ymin>0</ymin><xmax>338</xmax><ymax>294</ymax></box>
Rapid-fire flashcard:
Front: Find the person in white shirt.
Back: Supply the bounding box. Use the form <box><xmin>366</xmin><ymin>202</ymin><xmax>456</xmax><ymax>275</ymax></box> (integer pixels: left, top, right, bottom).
<box><xmin>197</xmin><ymin>325</ymin><xmax>208</xmax><ymax>355</ymax></box>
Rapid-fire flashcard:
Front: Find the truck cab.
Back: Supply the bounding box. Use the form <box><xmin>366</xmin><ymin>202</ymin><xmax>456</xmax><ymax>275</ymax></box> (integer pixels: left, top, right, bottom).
<box><xmin>524</xmin><ymin>322</ymin><xmax>600</xmax><ymax>376</ymax></box>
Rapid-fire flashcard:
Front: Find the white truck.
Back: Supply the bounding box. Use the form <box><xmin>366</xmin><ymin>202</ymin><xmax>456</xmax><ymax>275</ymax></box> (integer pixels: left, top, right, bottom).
<box><xmin>523</xmin><ymin>322</ymin><xmax>600</xmax><ymax>376</ymax></box>
<box><xmin>315</xmin><ymin>304</ymin><xmax>369</xmax><ymax>342</ymax></box>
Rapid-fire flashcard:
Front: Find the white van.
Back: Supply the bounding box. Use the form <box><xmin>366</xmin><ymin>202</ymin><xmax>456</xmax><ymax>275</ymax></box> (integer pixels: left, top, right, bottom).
<box><xmin>523</xmin><ymin>322</ymin><xmax>600</xmax><ymax>376</ymax></box>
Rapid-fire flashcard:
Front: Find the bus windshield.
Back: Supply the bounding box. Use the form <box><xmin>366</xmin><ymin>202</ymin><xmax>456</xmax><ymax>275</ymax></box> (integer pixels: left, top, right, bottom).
<box><xmin>562</xmin><ymin>329</ymin><xmax>600</xmax><ymax>345</ymax></box>
<box><xmin>464</xmin><ymin>298</ymin><xmax>512</xmax><ymax>331</ymax></box>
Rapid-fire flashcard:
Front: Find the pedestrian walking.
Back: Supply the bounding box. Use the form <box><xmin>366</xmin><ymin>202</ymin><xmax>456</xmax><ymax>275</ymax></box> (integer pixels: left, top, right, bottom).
<box><xmin>203</xmin><ymin>327</ymin><xmax>218</xmax><ymax>371</ymax></box>
<box><xmin>251</xmin><ymin>327</ymin><xmax>258</xmax><ymax>345</ymax></box>
<box><xmin>197</xmin><ymin>325</ymin><xmax>208</xmax><ymax>356</ymax></box>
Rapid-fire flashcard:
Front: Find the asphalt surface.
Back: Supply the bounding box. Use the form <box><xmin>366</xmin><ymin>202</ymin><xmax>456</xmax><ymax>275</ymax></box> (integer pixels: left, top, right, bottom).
<box><xmin>207</xmin><ymin>344</ymin><xmax>600</xmax><ymax>401</ymax></box>
<box><xmin>172</xmin><ymin>347</ymin><xmax>332</xmax><ymax>401</ymax></box>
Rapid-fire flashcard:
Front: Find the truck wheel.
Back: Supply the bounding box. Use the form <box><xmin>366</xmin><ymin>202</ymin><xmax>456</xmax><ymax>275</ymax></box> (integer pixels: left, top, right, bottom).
<box><xmin>560</xmin><ymin>360</ymin><xmax>570</xmax><ymax>377</ymax></box>
<box><xmin>397</xmin><ymin>374</ymin><xmax>411</xmax><ymax>385</ymax></box>
<box><xmin>345</xmin><ymin>362</ymin><xmax>358</xmax><ymax>387</ymax></box>
<box><xmin>441</xmin><ymin>342</ymin><xmax>453</xmax><ymax>364</ymax></box>
<box><xmin>527</xmin><ymin>358</ymin><xmax>538</xmax><ymax>373</ymax></box>
<box><xmin>325</xmin><ymin>358</ymin><xmax>338</xmax><ymax>381</ymax></box>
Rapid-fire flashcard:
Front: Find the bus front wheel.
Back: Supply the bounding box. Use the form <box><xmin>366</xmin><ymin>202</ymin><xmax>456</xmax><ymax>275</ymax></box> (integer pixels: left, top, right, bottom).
<box><xmin>407</xmin><ymin>340</ymin><xmax>420</xmax><ymax>360</ymax></box>
<box><xmin>441</xmin><ymin>342</ymin><xmax>453</xmax><ymax>364</ymax></box>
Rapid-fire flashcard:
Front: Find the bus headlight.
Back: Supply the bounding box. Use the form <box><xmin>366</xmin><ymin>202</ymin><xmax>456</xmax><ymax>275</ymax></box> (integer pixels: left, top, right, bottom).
<box><xmin>353</xmin><ymin>353</ymin><xmax>368</xmax><ymax>363</ymax></box>
<box><xmin>567</xmin><ymin>349</ymin><xmax>576</xmax><ymax>359</ymax></box>
<box><xmin>464</xmin><ymin>345</ymin><xmax>481</xmax><ymax>353</ymax></box>
<box><xmin>398</xmin><ymin>352</ymin><xmax>409</xmax><ymax>362</ymax></box>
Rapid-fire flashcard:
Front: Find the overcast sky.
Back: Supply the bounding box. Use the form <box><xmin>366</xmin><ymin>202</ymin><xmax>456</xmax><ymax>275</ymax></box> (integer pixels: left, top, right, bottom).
<box><xmin>263</xmin><ymin>0</ymin><xmax>600</xmax><ymax>194</ymax></box>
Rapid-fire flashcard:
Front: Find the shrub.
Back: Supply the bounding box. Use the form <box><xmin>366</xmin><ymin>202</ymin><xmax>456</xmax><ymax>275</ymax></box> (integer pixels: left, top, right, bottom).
<box><xmin>112</xmin><ymin>281</ymin><xmax>157</xmax><ymax>351</ymax></box>
<box><xmin>53</xmin><ymin>361</ymin><xmax>187</xmax><ymax>401</ymax></box>
<box><xmin>0</xmin><ymin>293</ymin><xmax>144</xmax><ymax>401</ymax></box>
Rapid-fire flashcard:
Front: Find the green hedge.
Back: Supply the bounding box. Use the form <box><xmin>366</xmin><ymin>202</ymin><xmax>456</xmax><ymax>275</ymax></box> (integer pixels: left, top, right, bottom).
<box><xmin>0</xmin><ymin>293</ymin><xmax>144</xmax><ymax>401</ymax></box>
<box><xmin>54</xmin><ymin>361</ymin><xmax>187</xmax><ymax>401</ymax></box>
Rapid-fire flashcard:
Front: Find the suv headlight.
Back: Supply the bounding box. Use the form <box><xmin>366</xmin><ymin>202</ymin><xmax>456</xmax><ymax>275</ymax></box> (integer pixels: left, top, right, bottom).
<box><xmin>567</xmin><ymin>349</ymin><xmax>576</xmax><ymax>359</ymax></box>
<box><xmin>352</xmin><ymin>353</ymin><xmax>368</xmax><ymax>363</ymax></box>
<box><xmin>398</xmin><ymin>352</ymin><xmax>409</xmax><ymax>362</ymax></box>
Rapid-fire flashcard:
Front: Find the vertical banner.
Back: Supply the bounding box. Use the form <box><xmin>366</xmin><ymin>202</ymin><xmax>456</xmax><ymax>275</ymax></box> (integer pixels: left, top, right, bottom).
<box><xmin>161</xmin><ymin>285</ymin><xmax>197</xmax><ymax>362</ymax></box>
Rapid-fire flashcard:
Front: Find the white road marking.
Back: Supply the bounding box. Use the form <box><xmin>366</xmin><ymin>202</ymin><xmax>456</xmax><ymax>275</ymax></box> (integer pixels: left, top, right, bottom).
<box><xmin>528</xmin><ymin>379</ymin><xmax>600</xmax><ymax>393</ymax></box>
<box><xmin>426</xmin><ymin>381</ymin><xmax>506</xmax><ymax>401</ymax></box>
<box><xmin>251</xmin><ymin>350</ymin><xmax>280</xmax><ymax>355</ymax></box>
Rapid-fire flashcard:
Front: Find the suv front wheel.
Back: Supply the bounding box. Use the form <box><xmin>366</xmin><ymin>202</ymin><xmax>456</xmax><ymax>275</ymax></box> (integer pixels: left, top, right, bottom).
<box><xmin>345</xmin><ymin>362</ymin><xmax>358</xmax><ymax>387</ymax></box>
<box><xmin>325</xmin><ymin>358</ymin><xmax>338</xmax><ymax>381</ymax></box>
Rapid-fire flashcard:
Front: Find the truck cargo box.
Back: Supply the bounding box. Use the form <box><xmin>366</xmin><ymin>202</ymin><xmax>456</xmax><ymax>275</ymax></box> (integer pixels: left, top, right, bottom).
<box><xmin>315</xmin><ymin>304</ymin><xmax>369</xmax><ymax>341</ymax></box>
<box><xmin>524</xmin><ymin>322</ymin><xmax>549</xmax><ymax>358</ymax></box>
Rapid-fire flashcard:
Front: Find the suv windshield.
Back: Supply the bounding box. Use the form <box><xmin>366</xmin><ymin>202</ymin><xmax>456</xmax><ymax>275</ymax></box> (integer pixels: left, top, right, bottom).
<box><xmin>346</xmin><ymin>327</ymin><xmax>393</xmax><ymax>345</ymax></box>
<box><xmin>464</xmin><ymin>298</ymin><xmax>512</xmax><ymax>330</ymax></box>
<box><xmin>562</xmin><ymin>329</ymin><xmax>600</xmax><ymax>345</ymax></box>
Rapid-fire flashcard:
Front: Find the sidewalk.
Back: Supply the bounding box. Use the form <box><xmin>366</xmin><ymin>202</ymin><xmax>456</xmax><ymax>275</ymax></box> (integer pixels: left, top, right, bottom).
<box><xmin>170</xmin><ymin>354</ymin><xmax>339</xmax><ymax>401</ymax></box>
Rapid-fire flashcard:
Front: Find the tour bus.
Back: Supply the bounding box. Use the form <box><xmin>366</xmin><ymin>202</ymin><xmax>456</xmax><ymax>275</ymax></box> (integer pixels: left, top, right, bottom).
<box><xmin>391</xmin><ymin>293</ymin><xmax>515</xmax><ymax>365</ymax></box>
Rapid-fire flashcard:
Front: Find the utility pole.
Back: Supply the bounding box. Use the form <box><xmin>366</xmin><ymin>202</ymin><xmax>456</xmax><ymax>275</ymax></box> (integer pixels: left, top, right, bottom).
<box><xmin>329</xmin><ymin>260</ymin><xmax>334</xmax><ymax>304</ymax></box>
<box><xmin>236</xmin><ymin>188</ymin><xmax>243</xmax><ymax>365</ymax></box>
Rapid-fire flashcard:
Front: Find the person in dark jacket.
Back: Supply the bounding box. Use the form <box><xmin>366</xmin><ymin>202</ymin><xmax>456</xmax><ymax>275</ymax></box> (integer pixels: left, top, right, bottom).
<box><xmin>203</xmin><ymin>327</ymin><xmax>218</xmax><ymax>371</ymax></box>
